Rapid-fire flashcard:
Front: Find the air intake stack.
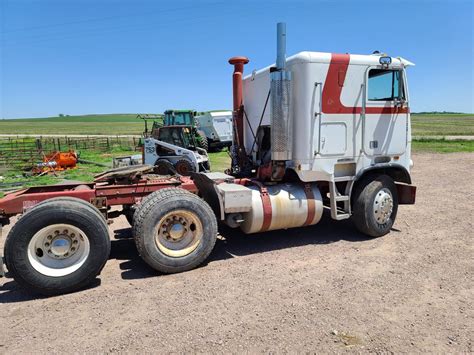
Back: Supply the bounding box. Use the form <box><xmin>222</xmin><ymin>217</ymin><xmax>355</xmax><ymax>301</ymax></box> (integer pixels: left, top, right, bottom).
<box><xmin>270</xmin><ymin>22</ymin><xmax>292</xmax><ymax>162</ymax></box>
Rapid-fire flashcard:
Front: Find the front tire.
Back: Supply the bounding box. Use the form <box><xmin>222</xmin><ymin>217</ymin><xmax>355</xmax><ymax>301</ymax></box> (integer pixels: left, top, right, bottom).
<box><xmin>352</xmin><ymin>175</ymin><xmax>398</xmax><ymax>237</ymax></box>
<box><xmin>4</xmin><ymin>198</ymin><xmax>111</xmax><ymax>295</ymax></box>
<box><xmin>133</xmin><ymin>188</ymin><xmax>217</xmax><ymax>274</ymax></box>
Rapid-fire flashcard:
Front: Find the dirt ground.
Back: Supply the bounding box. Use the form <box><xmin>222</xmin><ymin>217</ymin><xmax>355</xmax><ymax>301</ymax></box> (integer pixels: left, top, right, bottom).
<box><xmin>0</xmin><ymin>153</ymin><xmax>472</xmax><ymax>353</ymax></box>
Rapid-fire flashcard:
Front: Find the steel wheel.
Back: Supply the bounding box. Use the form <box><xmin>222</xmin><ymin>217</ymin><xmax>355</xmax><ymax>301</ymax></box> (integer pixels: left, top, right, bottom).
<box><xmin>155</xmin><ymin>210</ymin><xmax>203</xmax><ymax>257</ymax></box>
<box><xmin>27</xmin><ymin>224</ymin><xmax>90</xmax><ymax>277</ymax></box>
<box><xmin>373</xmin><ymin>188</ymin><xmax>394</xmax><ymax>226</ymax></box>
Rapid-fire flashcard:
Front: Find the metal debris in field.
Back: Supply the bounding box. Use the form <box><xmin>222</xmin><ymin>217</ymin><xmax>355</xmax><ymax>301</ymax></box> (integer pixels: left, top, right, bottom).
<box><xmin>33</xmin><ymin>150</ymin><xmax>78</xmax><ymax>175</ymax></box>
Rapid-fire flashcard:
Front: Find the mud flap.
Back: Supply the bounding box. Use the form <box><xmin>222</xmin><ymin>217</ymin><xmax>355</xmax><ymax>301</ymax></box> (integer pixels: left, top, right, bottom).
<box><xmin>396</xmin><ymin>183</ymin><xmax>416</xmax><ymax>204</ymax></box>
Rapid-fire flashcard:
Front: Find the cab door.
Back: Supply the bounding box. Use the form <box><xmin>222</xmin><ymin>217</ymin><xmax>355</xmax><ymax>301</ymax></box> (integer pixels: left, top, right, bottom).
<box><xmin>363</xmin><ymin>68</ymin><xmax>409</xmax><ymax>156</ymax></box>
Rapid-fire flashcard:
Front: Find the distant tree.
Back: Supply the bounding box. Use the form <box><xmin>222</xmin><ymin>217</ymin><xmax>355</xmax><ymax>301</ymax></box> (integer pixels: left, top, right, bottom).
<box><xmin>59</xmin><ymin>113</ymin><xmax>64</xmax><ymax>117</ymax></box>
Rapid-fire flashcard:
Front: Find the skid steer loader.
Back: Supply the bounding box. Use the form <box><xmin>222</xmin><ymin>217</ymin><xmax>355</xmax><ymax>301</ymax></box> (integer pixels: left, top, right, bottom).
<box><xmin>143</xmin><ymin>125</ymin><xmax>210</xmax><ymax>175</ymax></box>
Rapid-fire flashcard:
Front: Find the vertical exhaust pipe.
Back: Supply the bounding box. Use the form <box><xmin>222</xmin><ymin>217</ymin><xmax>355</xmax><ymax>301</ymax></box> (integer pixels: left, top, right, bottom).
<box><xmin>228</xmin><ymin>56</ymin><xmax>249</xmax><ymax>171</ymax></box>
<box><xmin>271</xmin><ymin>22</ymin><xmax>292</xmax><ymax>162</ymax></box>
<box><xmin>276</xmin><ymin>22</ymin><xmax>286</xmax><ymax>70</ymax></box>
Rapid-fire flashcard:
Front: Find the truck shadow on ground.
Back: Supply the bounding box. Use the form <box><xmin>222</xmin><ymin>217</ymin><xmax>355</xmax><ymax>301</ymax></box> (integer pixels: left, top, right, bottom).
<box><xmin>0</xmin><ymin>212</ymin><xmax>377</xmax><ymax>302</ymax></box>
<box><xmin>0</xmin><ymin>278</ymin><xmax>102</xmax><ymax>303</ymax></box>
<box><xmin>113</xmin><ymin>210</ymin><xmax>374</xmax><ymax>281</ymax></box>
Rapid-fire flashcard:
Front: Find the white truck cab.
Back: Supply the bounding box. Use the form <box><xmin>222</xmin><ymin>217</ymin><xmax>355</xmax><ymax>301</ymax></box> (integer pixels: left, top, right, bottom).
<box><xmin>203</xmin><ymin>23</ymin><xmax>417</xmax><ymax>236</ymax></box>
<box><xmin>243</xmin><ymin>51</ymin><xmax>414</xmax><ymax>184</ymax></box>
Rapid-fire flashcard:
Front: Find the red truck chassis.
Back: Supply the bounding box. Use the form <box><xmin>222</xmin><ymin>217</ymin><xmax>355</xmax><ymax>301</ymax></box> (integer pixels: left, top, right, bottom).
<box><xmin>0</xmin><ymin>176</ymin><xmax>197</xmax><ymax>223</ymax></box>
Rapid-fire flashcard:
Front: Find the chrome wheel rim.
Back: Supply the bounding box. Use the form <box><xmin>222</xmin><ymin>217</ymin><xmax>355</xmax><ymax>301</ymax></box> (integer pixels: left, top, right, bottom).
<box><xmin>155</xmin><ymin>210</ymin><xmax>203</xmax><ymax>257</ymax></box>
<box><xmin>27</xmin><ymin>224</ymin><xmax>90</xmax><ymax>277</ymax></box>
<box><xmin>373</xmin><ymin>188</ymin><xmax>394</xmax><ymax>225</ymax></box>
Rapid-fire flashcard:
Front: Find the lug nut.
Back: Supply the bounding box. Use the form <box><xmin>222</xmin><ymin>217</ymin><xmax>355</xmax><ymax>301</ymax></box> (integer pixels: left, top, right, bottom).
<box><xmin>71</xmin><ymin>233</ymin><xmax>75</xmax><ymax>238</ymax></box>
<box><xmin>47</xmin><ymin>235</ymin><xmax>53</xmax><ymax>240</ymax></box>
<box><xmin>45</xmin><ymin>242</ymin><xmax>50</xmax><ymax>247</ymax></box>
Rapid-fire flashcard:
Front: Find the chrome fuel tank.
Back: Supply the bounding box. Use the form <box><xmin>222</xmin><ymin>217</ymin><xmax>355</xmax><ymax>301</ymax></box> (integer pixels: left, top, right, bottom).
<box><xmin>240</xmin><ymin>183</ymin><xmax>323</xmax><ymax>234</ymax></box>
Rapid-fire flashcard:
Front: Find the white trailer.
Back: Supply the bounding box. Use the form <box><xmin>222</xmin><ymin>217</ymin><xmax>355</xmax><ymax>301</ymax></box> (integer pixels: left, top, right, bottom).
<box><xmin>195</xmin><ymin>111</ymin><xmax>233</xmax><ymax>150</ymax></box>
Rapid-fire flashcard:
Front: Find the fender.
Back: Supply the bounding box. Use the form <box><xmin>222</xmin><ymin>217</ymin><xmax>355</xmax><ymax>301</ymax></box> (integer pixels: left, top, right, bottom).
<box><xmin>349</xmin><ymin>164</ymin><xmax>416</xmax><ymax>205</ymax></box>
<box><xmin>355</xmin><ymin>163</ymin><xmax>412</xmax><ymax>185</ymax></box>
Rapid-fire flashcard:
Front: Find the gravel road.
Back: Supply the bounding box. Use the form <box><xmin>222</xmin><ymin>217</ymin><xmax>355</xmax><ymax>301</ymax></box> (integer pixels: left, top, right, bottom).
<box><xmin>0</xmin><ymin>153</ymin><xmax>472</xmax><ymax>353</ymax></box>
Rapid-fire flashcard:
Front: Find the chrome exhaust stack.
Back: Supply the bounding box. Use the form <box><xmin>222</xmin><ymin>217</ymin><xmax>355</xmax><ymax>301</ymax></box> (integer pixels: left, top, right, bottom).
<box><xmin>270</xmin><ymin>22</ymin><xmax>292</xmax><ymax>162</ymax></box>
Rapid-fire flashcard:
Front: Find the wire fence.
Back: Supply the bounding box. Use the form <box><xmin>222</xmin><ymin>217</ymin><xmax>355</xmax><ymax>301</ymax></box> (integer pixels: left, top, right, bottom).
<box><xmin>0</xmin><ymin>136</ymin><xmax>141</xmax><ymax>171</ymax></box>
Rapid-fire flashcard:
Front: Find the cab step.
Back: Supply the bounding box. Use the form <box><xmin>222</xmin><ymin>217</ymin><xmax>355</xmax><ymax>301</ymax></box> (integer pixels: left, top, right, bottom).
<box><xmin>329</xmin><ymin>179</ymin><xmax>352</xmax><ymax>220</ymax></box>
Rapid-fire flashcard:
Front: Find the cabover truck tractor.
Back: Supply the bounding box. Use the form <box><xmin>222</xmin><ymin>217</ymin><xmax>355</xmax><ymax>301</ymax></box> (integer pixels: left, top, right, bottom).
<box><xmin>0</xmin><ymin>23</ymin><xmax>416</xmax><ymax>295</ymax></box>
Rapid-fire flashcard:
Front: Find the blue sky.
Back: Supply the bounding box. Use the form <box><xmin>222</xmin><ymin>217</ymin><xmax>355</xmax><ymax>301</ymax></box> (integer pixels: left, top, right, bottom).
<box><xmin>0</xmin><ymin>0</ymin><xmax>472</xmax><ymax>118</ymax></box>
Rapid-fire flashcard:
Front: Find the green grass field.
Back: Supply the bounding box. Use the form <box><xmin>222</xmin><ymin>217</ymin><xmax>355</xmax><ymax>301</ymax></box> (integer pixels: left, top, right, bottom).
<box><xmin>412</xmin><ymin>138</ymin><xmax>474</xmax><ymax>153</ymax></box>
<box><xmin>0</xmin><ymin>114</ymin><xmax>146</xmax><ymax>135</ymax></box>
<box><xmin>1</xmin><ymin>113</ymin><xmax>473</xmax><ymax>137</ymax></box>
<box><xmin>411</xmin><ymin>113</ymin><xmax>474</xmax><ymax>136</ymax></box>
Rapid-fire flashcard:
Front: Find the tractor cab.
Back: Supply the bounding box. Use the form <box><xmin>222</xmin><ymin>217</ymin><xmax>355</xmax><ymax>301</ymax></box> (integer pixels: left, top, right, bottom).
<box><xmin>163</xmin><ymin>110</ymin><xmax>196</xmax><ymax>126</ymax></box>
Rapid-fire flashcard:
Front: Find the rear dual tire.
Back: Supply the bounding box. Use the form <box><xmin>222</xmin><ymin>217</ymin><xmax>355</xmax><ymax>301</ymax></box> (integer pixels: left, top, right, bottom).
<box><xmin>4</xmin><ymin>198</ymin><xmax>110</xmax><ymax>296</ymax></box>
<box><xmin>133</xmin><ymin>188</ymin><xmax>217</xmax><ymax>274</ymax></box>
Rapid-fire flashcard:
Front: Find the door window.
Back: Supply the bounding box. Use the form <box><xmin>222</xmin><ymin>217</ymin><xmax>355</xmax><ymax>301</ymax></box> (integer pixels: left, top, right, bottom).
<box><xmin>368</xmin><ymin>69</ymin><xmax>404</xmax><ymax>101</ymax></box>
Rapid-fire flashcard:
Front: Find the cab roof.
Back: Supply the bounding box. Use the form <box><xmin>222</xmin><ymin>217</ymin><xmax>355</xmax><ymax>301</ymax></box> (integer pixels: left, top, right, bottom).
<box><xmin>244</xmin><ymin>51</ymin><xmax>414</xmax><ymax>79</ymax></box>
<box><xmin>289</xmin><ymin>51</ymin><xmax>414</xmax><ymax>67</ymax></box>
